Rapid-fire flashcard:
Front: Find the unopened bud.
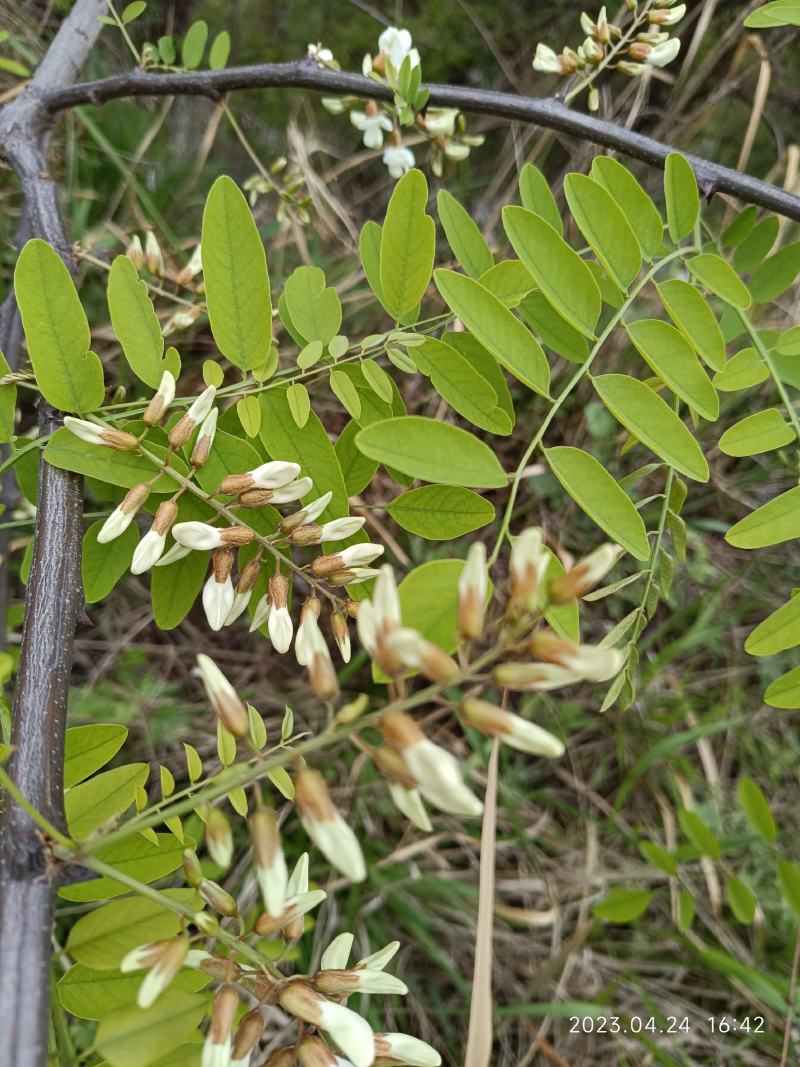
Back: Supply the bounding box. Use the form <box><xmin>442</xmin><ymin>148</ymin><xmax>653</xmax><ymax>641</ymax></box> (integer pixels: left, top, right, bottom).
<box><xmin>142</xmin><ymin>371</ymin><xmax>177</xmax><ymax>426</ymax></box>
<box><xmin>193</xmin><ymin>911</ymin><xmax>220</xmax><ymax>936</ymax></box>
<box><xmin>126</xmin><ymin>234</ymin><xmax>145</xmax><ymax>270</ymax></box>
<box><xmin>238</xmin><ymin>488</ymin><xmax>276</xmax><ymax>507</ymax></box>
<box><xmin>548</xmin><ymin>544</ymin><xmax>622</xmax><ymax>602</ymax></box>
<box><xmin>232</xmin><ymin>1009</ymin><xmax>264</xmax><ymax>1061</ymax></box>
<box><xmin>295</xmin><ymin>768</ymin><xmax>365</xmax><ymax>882</ymax></box>
<box><xmin>236</xmin><ymin>559</ymin><xmax>260</xmax><ymax>594</ymax></box>
<box><xmin>152</xmin><ymin>499</ymin><xmax>179</xmax><ymax>535</ymax></box>
<box><xmin>191</xmin><ymin>408</ymin><xmax>217</xmax><ymax>467</ymax></box>
<box><xmin>461</xmin><ymin>697</ymin><xmax>565</xmax><ymax>756</ymax></box>
<box><xmin>335</xmin><ymin>693</ymin><xmax>369</xmax><ymax>724</ymax></box>
<box><xmin>197</xmin><ymin>653</ymin><xmax>249</xmax><ymax>737</ymax></box>
<box><xmin>182</xmin><ymin>848</ymin><xmax>203</xmax><ymax>887</ymax></box>
<box><xmin>144</xmin><ymin>231</ymin><xmax>164</xmax><ymax>276</ymax></box>
<box><xmin>168</xmin><ymin>413</ymin><xmax>196</xmax><ymax>450</ymax></box>
<box><xmin>457</xmin><ymin>542</ymin><xmax>488</xmax><ymax>640</ymax></box>
<box><xmin>205</xmin><ymin>806</ymin><xmax>233</xmax><ymax>870</ymax></box>
<box><xmin>509</xmin><ymin>527</ymin><xmax>549</xmax><ymax>613</ymax></box>
<box><xmin>291</xmin><ymin>524</ymin><xmax>324</xmax><ymax>546</ymax></box>
<box><xmin>331</xmin><ymin>611</ymin><xmax>351</xmax><ymax>663</ymax></box>
<box><xmin>220</xmin><ymin>473</ymin><xmax>256</xmax><ymax>496</ymax></box>
<box><xmin>199</xmin><ymin>878</ymin><xmax>239</xmax><ymax>917</ymax></box>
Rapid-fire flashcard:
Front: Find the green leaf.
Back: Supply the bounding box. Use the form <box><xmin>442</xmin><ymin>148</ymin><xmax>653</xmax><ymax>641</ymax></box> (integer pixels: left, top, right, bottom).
<box><xmin>433</xmin><ymin>268</ymin><xmax>550</xmax><ymax>396</ymax></box>
<box><xmin>589</xmin><ymin>155</ymin><xmax>663</xmax><ymax>258</ymax></box>
<box><xmin>677</xmin><ymin>889</ymin><xmax>695</xmax><ymax>932</ymax></box>
<box><xmin>64</xmin><ymin>724</ymin><xmax>128</xmax><ymax>788</ymax></box>
<box><xmin>722</xmin><ymin>205</ymin><xmax>758</xmax><ymax>247</ymax></box>
<box><xmin>712</xmin><ymin>347</ymin><xmax>767</xmax><ymax>392</ymax></box>
<box><xmin>726</xmin><ymin>876</ymin><xmax>756</xmax><ymax>924</ymax></box>
<box><xmin>718</xmin><ymin>408</ymin><xmax>795</xmax><ymax>457</ymax></box>
<box><xmin>746</xmin><ymin>591</ymin><xmax>800</xmax><ymax>657</ymax></box>
<box><xmin>639</xmin><ymin>840</ymin><xmax>678</xmax><ymax>876</ymax></box>
<box><xmin>437</xmin><ymin>189</ymin><xmax>493</xmax><ymax>279</ymax></box>
<box><xmin>121</xmin><ymin>1</ymin><xmax>146</xmax><ymax>22</ymax></box>
<box><xmin>286</xmin><ymin>382</ymin><xmax>310</xmax><ymax>428</ymax></box>
<box><xmin>236</xmin><ymin>394</ymin><xmax>261</xmax><ymax>437</ymax></box>
<box><xmin>360</xmin><ymin>359</ymin><xmax>393</xmax><ymax>403</ymax></box>
<box><xmin>592</xmin><ymin>887</ymin><xmax>652</xmax><ymax>923</ymax></box>
<box><xmin>732</xmin><ymin>216</ymin><xmax>779</xmax><ymax>271</ymax></box>
<box><xmin>65</xmin><ymin>763</ymin><xmax>149</xmax><ymax>838</ymax></box>
<box><xmin>502</xmin><ymin>206</ymin><xmax>601</xmax><ymax>338</ymax></box>
<box><xmin>82</xmin><ymin>519</ymin><xmax>139</xmax><ymax>604</ymax></box>
<box><xmin>386</xmin><ymin>485</ymin><xmax>495</xmax><ymax>540</ymax></box>
<box><xmin>737</xmin><ymin>777</ymin><xmax>776</xmax><ymax>841</ymax></box>
<box><xmin>44</xmin><ymin>428</ymin><xmax>184</xmax><ymax>493</ymax></box>
<box><xmin>355</xmin><ymin>416</ymin><xmax>507</xmax><ymax>489</ymax></box>
<box><xmin>201</xmin><ymin>175</ymin><xmax>272</xmax><ymax>370</ymax></box>
<box><xmin>542</xmin><ymin>548</ymin><xmax>580</xmax><ymax>641</ymax></box>
<box><xmin>748</xmin><ymin>242</ymin><xmax>800</xmax><ymax>303</ymax></box>
<box><xmin>329</xmin><ymin>369</ymin><xmax>362</xmax><ymax>419</ymax></box>
<box><xmin>444</xmin><ymin>332</ymin><xmax>515</xmax><ymax>428</ymax></box>
<box><xmin>96</xmin><ymin>991</ymin><xmax>208</xmax><ymax>1067</ymax></box>
<box><xmin>656</xmin><ymin>279</ymin><xmax>726</xmax><ymax>371</ymax></box>
<box><xmin>335</xmin><ymin>420</ymin><xmax>378</xmax><ymax>496</ymax></box>
<box><xmin>181</xmin><ymin>20</ymin><xmax>208</xmax><ymax>69</ymax></box>
<box><xmin>59</xmin><ymin>833</ymin><xmax>188</xmax><ymax>902</ymax></box>
<box><xmin>518</xmin><ymin>162</ymin><xmax>561</xmax><ymax>234</ymax></box>
<box><xmin>678</xmin><ymin>808</ymin><xmax>720</xmax><ymax>859</ymax></box>
<box><xmin>14</xmin><ymin>239</ymin><xmax>105</xmax><ymax>412</ymax></box>
<box><xmin>415</xmin><ymin>337</ymin><xmax>510</xmax><ymax>434</ymax></box>
<box><xmin>564</xmin><ymin>173</ymin><xmax>641</xmax><ymax>290</ymax></box>
<box><xmin>686</xmin><ymin>254</ymin><xmax>752</xmax><ymax>310</ymax></box>
<box><xmin>260</xmin><ymin>386</ymin><xmax>348</xmax><ymax>519</ymax></box>
<box><xmin>380</xmin><ymin>169</ymin><xmax>435</xmax><ymax>319</ymax></box>
<box><xmin>725</xmin><ymin>485</ymin><xmax>800</xmax><ymax>548</ymax></box>
<box><xmin>107</xmin><ymin>256</ymin><xmax>168</xmax><ymax>389</ymax></box>
<box><xmin>518</xmin><ymin>292</ymin><xmax>588</xmax><ymax>364</ymax></box>
<box><xmin>0</xmin><ymin>349</ymin><xmax>16</xmax><ymax>444</ymax></box>
<box><xmin>208</xmin><ymin>30</ymin><xmax>231</xmax><ymax>69</ymax></box>
<box><xmin>544</xmin><ymin>446</ymin><xmax>650</xmax><ymax>560</ymax></box>
<box><xmin>593</xmin><ymin>374</ymin><xmax>709</xmax><ymax>482</ymax></box>
<box><xmin>66</xmin><ymin>889</ymin><xmax>198</xmax><ymax>968</ymax></box>
<box><xmin>284</xmin><ymin>266</ymin><xmax>342</xmax><ymax>345</ymax></box>
<box><xmin>478</xmin><ymin>260</ymin><xmax>534</xmax><ymax>308</ymax></box>
<box><xmin>765</xmin><ymin>667</ymin><xmax>800</xmax><ymax>709</ymax></box>
<box><xmin>359</xmin><ymin>220</ymin><xmax>390</xmax><ymax>316</ymax></box>
<box><xmin>663</xmin><ymin>153</ymin><xmax>699</xmax><ymax>243</ymax></box>
<box><xmin>745</xmin><ymin>0</ymin><xmax>800</xmax><ymax>26</ymax></box>
<box><xmin>626</xmin><ymin>319</ymin><xmax>719</xmax><ymax>420</ymax></box>
<box><xmin>779</xmin><ymin>860</ymin><xmax>800</xmax><ymax>915</ymax></box>
<box><xmin>776</xmin><ymin>326</ymin><xmax>800</xmax><ymax>356</ymax></box>
<box><xmin>58</xmin><ymin>966</ymin><xmax>207</xmax><ymax>1022</ymax></box>
<box><xmin>151</xmin><ymin>536</ymin><xmax>208</xmax><ymax>630</ymax></box>
<box><xmin>397</xmin><ymin>559</ymin><xmax>471</xmax><ymax>652</ymax></box>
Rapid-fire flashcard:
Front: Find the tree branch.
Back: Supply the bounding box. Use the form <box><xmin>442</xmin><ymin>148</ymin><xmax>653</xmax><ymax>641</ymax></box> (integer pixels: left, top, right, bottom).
<box><xmin>42</xmin><ymin>59</ymin><xmax>800</xmax><ymax>221</ymax></box>
<box><xmin>0</xmin><ymin>4</ymin><xmax>105</xmax><ymax>1066</ymax></box>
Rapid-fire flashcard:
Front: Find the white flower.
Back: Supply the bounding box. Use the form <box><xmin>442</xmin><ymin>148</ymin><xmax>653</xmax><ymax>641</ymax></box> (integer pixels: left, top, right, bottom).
<box><xmin>378</xmin><ymin>26</ymin><xmax>420</xmax><ymax>70</ymax></box>
<box><xmin>225</xmin><ymin>589</ymin><xmax>253</xmax><ymax>626</ymax></box>
<box><xmin>458</xmin><ymin>541</ymin><xmax>488</xmax><ymax>639</ymax></box>
<box><xmin>423</xmin><ymin>108</ymin><xmax>459</xmax><ymax>137</ymax></box>
<box><xmin>155</xmin><ymin>541</ymin><xmax>192</xmax><ymax>566</ymax></box>
<box><xmin>302</xmin><ymin>490</ymin><xmax>333</xmax><ymax>525</ymax></box>
<box><xmin>350</xmin><ymin>109</ymin><xmax>393</xmax><ymax>149</ymax></box>
<box><xmin>383</xmin><ymin>145</ymin><xmax>415</xmax><ymax>179</ymax></box>
<box><xmin>269</xmin><ymin>606</ymin><xmax>294</xmax><ymax>654</ymax></box>
<box><xmin>321</xmin><ymin>932</ymin><xmax>354</xmax><ymax>971</ymax></box>
<box><xmin>532</xmin><ymin>43</ymin><xmax>564</xmax><ymax>73</ymax></box>
<box><xmin>375</xmin><ymin>1032</ymin><xmax>442</xmax><ymax>1066</ymax></box>
<box><xmin>296</xmin><ymin>769</ymin><xmax>366</xmax><ymax>883</ymax></box>
<box><xmin>186</xmin><ymin>385</ymin><xmax>216</xmax><ymax>423</ymax></box>
<box><xmin>461</xmin><ymin>699</ymin><xmax>565</xmax><ymax>757</ymax></box>
<box><xmin>308</xmin><ymin>42</ymin><xmax>334</xmax><ymax>63</ymax></box>
<box><xmin>339</xmin><ymin>543</ymin><xmax>384</xmax><ymax>567</ymax></box>
<box><xmin>403</xmin><ymin>738</ymin><xmax>483</xmax><ymax>817</ymax></box>
<box><xmin>334</xmin><ymin>567</ymin><xmax>382</xmax><ymax>584</ymax></box>
<box><xmin>153</xmin><ymin>370</ymin><xmax>176</xmax><ymax>408</ymax></box>
<box><xmin>203</xmin><ymin>574</ymin><xmax>235</xmax><ymax>631</ymax></box>
<box><xmin>492</xmin><ymin>662</ymin><xmax>584</xmax><ymax>691</ymax></box>
<box><xmin>97</xmin><ymin>504</ymin><xmax>136</xmax><ymax>544</ymax></box>
<box><xmin>251</xmin><ymin>460</ymin><xmax>302</xmax><ymax>489</ymax></box>
<box><xmin>270</xmin><ymin>476</ymin><xmax>314</xmax><ymax>504</ymax></box>
<box><xmin>646</xmin><ymin>38</ymin><xmax>681</xmax><ymax>66</ymax></box>
<box><xmin>63</xmin><ymin>416</ymin><xmax>104</xmax><ymax>446</ymax></box>
<box><xmin>374</xmin><ymin>565</ymin><xmax>402</xmax><ymax>629</ymax></box>
<box><xmin>510</xmin><ymin>527</ymin><xmax>549</xmax><ymax>611</ymax></box>
<box><xmin>249</xmin><ymin>593</ymin><xmax>270</xmax><ymax>632</ymax></box>
<box><xmin>388</xmin><ymin>782</ymin><xmax>433</xmax><ymax>832</ymax></box>
<box><xmin>287</xmin><ymin>852</ymin><xmax>309</xmax><ymax>897</ymax></box>
<box><xmin>120</xmin><ymin>938</ymin><xmax>189</xmax><ymax>1009</ymax></box>
<box><xmin>145</xmin><ymin>231</ymin><xmax>164</xmax><ymax>276</ymax></box>
<box><xmin>320</xmin><ymin>516</ymin><xmax>366</xmax><ymax>542</ymax></box>
<box><xmin>250</xmin><ymin>809</ymin><xmax>288</xmax><ymax>919</ymax></box>
<box><xmin>318</xmin><ymin>1000</ymin><xmax>375</xmax><ymax>1067</ymax></box>
<box><xmin>131</xmin><ymin>529</ymin><xmax>167</xmax><ymax>573</ymax></box>
<box><xmin>172</xmin><ymin>521</ymin><xmax>225</xmax><ymax>550</ymax></box>
<box><xmin>357</xmin><ymin>940</ymin><xmax>400</xmax><ymax>970</ymax></box>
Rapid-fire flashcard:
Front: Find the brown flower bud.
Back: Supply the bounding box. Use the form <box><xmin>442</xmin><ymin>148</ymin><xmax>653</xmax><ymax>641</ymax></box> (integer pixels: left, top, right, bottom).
<box><xmin>182</xmin><ymin>848</ymin><xmax>203</xmax><ymax>887</ymax></box>
<box><xmin>219</xmin><ymin>473</ymin><xmax>256</xmax><ymax>496</ymax></box>
<box><xmin>167</xmin><ymin>414</ymin><xmax>196</xmax><ymax>450</ymax></box>
<box><xmin>381</xmin><ymin>709</ymin><xmax>426</xmax><ymax>752</ymax></box>
<box><xmin>373</xmin><ymin>745</ymin><xmax>416</xmax><ymax>789</ymax></box>
<box><xmin>269</xmin><ymin>574</ymin><xmax>289</xmax><ymax>610</ymax></box>
<box><xmin>309</xmin><ymin>554</ymin><xmax>345</xmax><ymax>578</ymax></box>
<box><xmin>278</xmin><ymin>980</ymin><xmax>324</xmax><ymax>1026</ymax></box>
<box><xmin>212</xmin><ymin>547</ymin><xmax>234</xmax><ymax>583</ymax></box>
<box><xmin>199</xmin><ymin>878</ymin><xmax>239</xmax><ymax>917</ymax></box>
<box><xmin>209</xmin><ymin>984</ymin><xmax>239</xmax><ymax>1046</ymax></box>
<box><xmin>345</xmin><ymin>598</ymin><xmax>361</xmax><ymax>619</ymax></box>
<box><xmin>290</xmin><ymin>524</ymin><xmax>323</xmax><ymax>546</ymax></box>
<box><xmin>152</xmin><ymin>499</ymin><xmax>179</xmax><ymax>535</ymax></box>
<box><xmin>232</xmin><ymin>1009</ymin><xmax>264</xmax><ymax>1060</ymax></box>
<box><xmin>121</xmin><ymin>483</ymin><xmax>151</xmax><ymax>515</ymax></box>
<box><xmin>236</xmin><ymin>559</ymin><xmax>260</xmax><ymax>594</ymax></box>
<box><xmin>327</xmin><ymin>569</ymin><xmax>358</xmax><ymax>587</ymax></box>
<box><xmin>219</xmin><ymin>525</ymin><xmax>256</xmax><ymax>547</ymax></box>
<box><xmin>142</xmin><ymin>395</ymin><xmax>167</xmax><ymax>426</ymax></box>
<box><xmin>238</xmin><ymin>488</ymin><xmax>276</xmax><ymax>508</ymax></box>
<box><xmin>100</xmin><ymin>429</ymin><xmax>140</xmax><ymax>452</ymax></box>
<box><xmin>263</xmin><ymin>1048</ymin><xmax>297</xmax><ymax>1067</ymax></box>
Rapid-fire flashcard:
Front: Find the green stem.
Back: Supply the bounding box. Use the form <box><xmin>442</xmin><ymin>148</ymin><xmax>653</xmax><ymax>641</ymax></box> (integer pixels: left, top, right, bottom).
<box><xmin>489</xmin><ymin>246</ymin><xmax>688</xmax><ymax>565</ymax></box>
<box><xmin>0</xmin><ymin>764</ymin><xmax>73</xmax><ymax>850</ymax></box>
<box><xmin>632</xmin><ymin>464</ymin><xmax>675</xmax><ymax>643</ymax></box>
<box><xmin>103</xmin><ymin>1</ymin><xmax>141</xmax><ymax>63</ymax></box>
<box><xmin>736</xmin><ymin>308</ymin><xmax>800</xmax><ymax>443</ymax></box>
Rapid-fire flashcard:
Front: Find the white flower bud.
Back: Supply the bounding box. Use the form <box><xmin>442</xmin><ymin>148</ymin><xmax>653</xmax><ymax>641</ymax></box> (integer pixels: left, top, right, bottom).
<box><xmin>155</xmin><ymin>541</ymin><xmax>192</xmax><ymax>566</ymax></box>
<box><xmin>249</xmin><ymin>593</ymin><xmax>271</xmax><ymax>632</ymax></box>
<box><xmin>186</xmin><ymin>384</ymin><xmax>216</xmax><ymax>423</ymax></box>
<box><xmin>321</xmin><ymin>932</ymin><xmax>354</xmax><ymax>971</ymax></box>
<box><xmin>387</xmin><ymin>782</ymin><xmax>433</xmax><ymax>832</ymax></box>
<box><xmin>131</xmin><ymin>529</ymin><xmax>167</xmax><ymax>574</ymax></box>
<box><xmin>268</xmin><ymin>605</ymin><xmax>293</xmax><ymax>654</ymax></box>
<box><xmin>144</xmin><ymin>231</ymin><xmax>164</xmax><ymax>276</ymax></box>
<box><xmin>510</xmin><ymin>527</ymin><xmax>549</xmax><ymax>612</ymax></box>
<box><xmin>375</xmin><ymin>1032</ymin><xmax>442</xmax><ymax>1066</ymax></box>
<box><xmin>320</xmin><ymin>516</ymin><xmax>366</xmax><ymax>542</ymax></box>
<box><xmin>269</xmin><ymin>476</ymin><xmax>314</xmax><ymax>504</ymax></box>
<box><xmin>295</xmin><ymin>768</ymin><xmax>366</xmax><ymax>882</ymax></box>
<box><xmin>458</xmin><ymin>542</ymin><xmax>488</xmax><ymax>639</ymax></box>
<box><xmin>172</xmin><ymin>521</ymin><xmax>224</xmax><ymax>550</ymax></box>
<box><xmin>203</xmin><ymin>572</ymin><xmax>235</xmax><ymax>632</ymax></box>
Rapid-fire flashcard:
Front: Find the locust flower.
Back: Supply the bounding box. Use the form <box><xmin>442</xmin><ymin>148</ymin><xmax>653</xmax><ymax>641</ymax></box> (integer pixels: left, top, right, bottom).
<box><xmin>384</xmin><ymin>628</ymin><xmax>459</xmax><ymax>683</ymax></box>
<box><xmin>350</xmin><ymin>101</ymin><xmax>393</xmax><ymax>149</ymax></box>
<box><xmin>382</xmin><ymin>710</ymin><xmax>483</xmax><ymax>817</ymax></box>
<box><xmin>268</xmin><ymin>575</ymin><xmax>293</xmax><ymax>653</ymax></box>
<box><xmin>250</xmin><ymin>809</ymin><xmax>288</xmax><ymax>918</ymax></box>
<box><xmin>197</xmin><ymin>653</ymin><xmax>249</xmax><ymax>737</ymax></box>
<box><xmin>378</xmin><ymin>26</ymin><xmax>420</xmax><ymax>70</ymax></box>
<box><xmin>528</xmin><ymin>629</ymin><xmax>624</xmax><ymax>681</ymax></box>
<box><xmin>97</xmin><ymin>484</ymin><xmax>149</xmax><ymax>544</ymax></box>
<box><xmin>458</xmin><ymin>542</ymin><xmax>488</xmax><ymax>639</ymax></box>
<box><xmin>375</xmin><ymin>1033</ymin><xmax>442</xmax><ymax>1066</ymax></box>
<box><xmin>492</xmin><ymin>662</ymin><xmax>583</xmax><ymax>691</ymax></box>
<box><xmin>374</xmin><ymin>746</ymin><xmax>432</xmax><ymax>832</ymax></box>
<box><xmin>120</xmin><ymin>937</ymin><xmax>189</xmax><ymax>1009</ymax></box>
<box><xmin>295</xmin><ymin>768</ymin><xmax>366</xmax><ymax>882</ymax></box>
<box><xmin>460</xmin><ymin>698</ymin><xmax>565</xmax><ymax>756</ymax></box>
<box><xmin>63</xmin><ymin>417</ymin><xmax>139</xmax><ymax>452</ymax></box>
<box><xmin>202</xmin><ymin>984</ymin><xmax>238</xmax><ymax>1067</ymax></box>
<box><xmin>230</xmin><ymin>1010</ymin><xmax>264</xmax><ymax>1067</ymax></box>
<box><xmin>547</xmin><ymin>543</ymin><xmax>623</xmax><ymax>602</ymax></box>
<box><xmin>167</xmin><ymin>385</ymin><xmax>216</xmax><ymax>449</ymax></box>
<box><xmin>279</xmin><ymin>982</ymin><xmax>374</xmax><ymax>1067</ymax></box>
<box><xmin>383</xmin><ymin>144</ymin><xmax>415</xmax><ymax>179</ymax></box>
<box><xmin>203</xmin><ymin>549</ymin><xmax>235</xmax><ymax>631</ymax></box>
<box><xmin>509</xmin><ymin>527</ymin><xmax>549</xmax><ymax>612</ymax></box>
<box><xmin>173</xmin><ymin>522</ymin><xmax>254</xmax><ymax>551</ymax></box>
<box><xmin>220</xmin><ymin>461</ymin><xmax>301</xmax><ymax>496</ymax></box>
<box><xmin>644</xmin><ymin>37</ymin><xmax>681</xmax><ymax>65</ymax></box>
<box><xmin>533</xmin><ymin>43</ymin><xmax>566</xmax><ymax>73</ymax></box>
<box><xmin>143</xmin><ymin>370</ymin><xmax>176</xmax><ymax>426</ymax></box>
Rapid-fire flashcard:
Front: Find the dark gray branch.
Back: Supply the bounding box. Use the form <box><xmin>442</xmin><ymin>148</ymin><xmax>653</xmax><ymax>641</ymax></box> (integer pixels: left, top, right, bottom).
<box><xmin>43</xmin><ymin>59</ymin><xmax>800</xmax><ymax>221</ymax></box>
<box><xmin>0</xmin><ymin>3</ymin><xmax>105</xmax><ymax>1066</ymax></box>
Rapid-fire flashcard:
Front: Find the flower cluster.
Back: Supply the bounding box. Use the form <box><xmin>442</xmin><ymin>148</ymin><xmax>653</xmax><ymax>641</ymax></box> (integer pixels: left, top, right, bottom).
<box><xmin>119</xmin><ymin>875</ymin><xmax>441</xmax><ymax>1067</ymax></box>
<box><xmin>320</xmin><ymin>26</ymin><xmax>483</xmax><ymax>179</ymax></box>
<box><xmin>532</xmin><ymin>1</ymin><xmax>685</xmax><ymax>109</ymax></box>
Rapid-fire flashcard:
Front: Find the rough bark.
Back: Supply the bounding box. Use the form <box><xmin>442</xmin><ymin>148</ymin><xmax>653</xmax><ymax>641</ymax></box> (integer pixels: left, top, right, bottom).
<box><xmin>0</xmin><ymin>4</ymin><xmax>105</xmax><ymax>1065</ymax></box>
